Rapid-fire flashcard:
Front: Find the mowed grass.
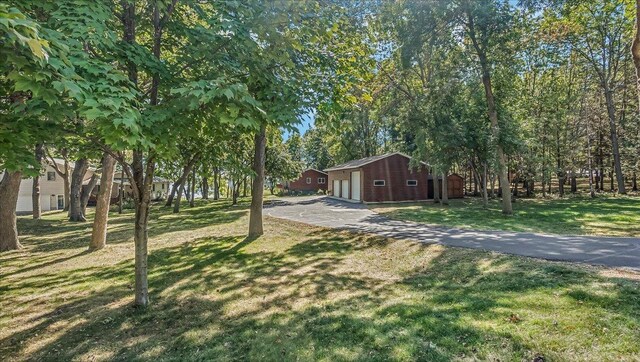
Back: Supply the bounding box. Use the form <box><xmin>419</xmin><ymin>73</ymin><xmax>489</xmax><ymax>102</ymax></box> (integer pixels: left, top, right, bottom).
<box><xmin>1</xmin><ymin>200</ymin><xmax>639</xmax><ymax>361</ymax></box>
<box><xmin>371</xmin><ymin>196</ymin><xmax>640</xmax><ymax>237</ymax></box>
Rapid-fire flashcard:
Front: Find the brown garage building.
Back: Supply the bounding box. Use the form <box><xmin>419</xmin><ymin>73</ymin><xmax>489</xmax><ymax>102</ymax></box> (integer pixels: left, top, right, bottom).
<box><xmin>325</xmin><ymin>153</ymin><xmax>463</xmax><ymax>203</ymax></box>
<box><xmin>286</xmin><ymin>168</ymin><xmax>328</xmax><ymax>193</ymax></box>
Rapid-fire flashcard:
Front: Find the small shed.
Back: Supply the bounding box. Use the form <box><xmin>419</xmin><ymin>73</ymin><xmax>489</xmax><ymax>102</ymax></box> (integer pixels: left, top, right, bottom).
<box><xmin>286</xmin><ymin>168</ymin><xmax>328</xmax><ymax>193</ymax></box>
<box><xmin>428</xmin><ymin>174</ymin><xmax>464</xmax><ymax>199</ymax></box>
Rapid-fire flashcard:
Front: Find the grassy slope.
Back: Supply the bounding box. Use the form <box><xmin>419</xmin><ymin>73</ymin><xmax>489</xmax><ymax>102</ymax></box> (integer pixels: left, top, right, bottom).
<box><xmin>371</xmin><ymin>196</ymin><xmax>640</xmax><ymax>237</ymax></box>
<box><xmin>0</xmin><ymin>200</ymin><xmax>639</xmax><ymax>361</ymax></box>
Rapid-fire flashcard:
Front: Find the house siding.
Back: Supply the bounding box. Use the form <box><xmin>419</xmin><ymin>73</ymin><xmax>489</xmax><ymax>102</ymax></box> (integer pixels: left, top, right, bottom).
<box><xmin>16</xmin><ymin>164</ymin><xmax>82</xmax><ymax>212</ymax></box>
<box><xmin>288</xmin><ymin>169</ymin><xmax>328</xmax><ymax>192</ymax></box>
<box><xmin>360</xmin><ymin>154</ymin><xmax>430</xmax><ymax>202</ymax></box>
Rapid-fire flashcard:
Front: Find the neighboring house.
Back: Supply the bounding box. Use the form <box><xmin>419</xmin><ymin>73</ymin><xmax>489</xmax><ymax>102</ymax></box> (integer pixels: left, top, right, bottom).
<box><xmin>150</xmin><ymin>177</ymin><xmax>171</xmax><ymax>200</ymax></box>
<box><xmin>108</xmin><ymin>173</ymin><xmax>170</xmax><ymax>202</ymax></box>
<box><xmin>16</xmin><ymin>158</ymin><xmax>96</xmax><ymax>213</ymax></box>
<box><xmin>325</xmin><ymin>152</ymin><xmax>464</xmax><ymax>203</ymax></box>
<box><xmin>285</xmin><ymin>169</ymin><xmax>328</xmax><ymax>193</ymax></box>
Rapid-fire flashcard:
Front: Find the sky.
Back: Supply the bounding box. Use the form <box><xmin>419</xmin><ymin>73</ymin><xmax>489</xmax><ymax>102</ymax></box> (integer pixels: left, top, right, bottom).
<box><xmin>283</xmin><ymin>109</ymin><xmax>315</xmax><ymax>140</ymax></box>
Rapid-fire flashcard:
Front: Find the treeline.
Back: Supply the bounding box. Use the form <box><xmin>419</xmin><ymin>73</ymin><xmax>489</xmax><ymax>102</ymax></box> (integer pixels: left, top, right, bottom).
<box><xmin>303</xmin><ymin>0</ymin><xmax>640</xmax><ymax>212</ymax></box>
<box><xmin>0</xmin><ymin>1</ymin><xmax>370</xmax><ymax>306</ymax></box>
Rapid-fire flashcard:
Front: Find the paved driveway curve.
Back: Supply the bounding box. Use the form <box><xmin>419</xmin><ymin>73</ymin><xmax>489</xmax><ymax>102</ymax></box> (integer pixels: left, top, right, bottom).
<box><xmin>265</xmin><ymin>196</ymin><xmax>640</xmax><ymax>270</ymax></box>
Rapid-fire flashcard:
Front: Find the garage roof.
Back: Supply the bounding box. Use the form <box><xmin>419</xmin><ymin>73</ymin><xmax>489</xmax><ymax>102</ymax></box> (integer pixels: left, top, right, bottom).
<box><xmin>324</xmin><ymin>152</ymin><xmax>427</xmax><ymax>172</ymax></box>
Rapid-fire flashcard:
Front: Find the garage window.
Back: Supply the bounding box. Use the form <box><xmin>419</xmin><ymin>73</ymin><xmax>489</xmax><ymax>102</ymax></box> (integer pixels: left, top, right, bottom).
<box><xmin>373</xmin><ymin>180</ymin><xmax>385</xmax><ymax>186</ymax></box>
<box><xmin>406</xmin><ymin>180</ymin><xmax>417</xmax><ymax>186</ymax></box>
<box><xmin>318</xmin><ymin>177</ymin><xmax>325</xmax><ymax>184</ymax></box>
<box><xmin>306</xmin><ymin>177</ymin><xmax>311</xmax><ymax>184</ymax></box>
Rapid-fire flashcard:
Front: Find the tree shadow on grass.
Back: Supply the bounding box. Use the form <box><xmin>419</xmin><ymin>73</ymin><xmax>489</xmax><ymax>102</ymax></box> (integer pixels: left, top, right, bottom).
<box><xmin>2</xmin><ymin>227</ymin><xmax>639</xmax><ymax>361</ymax></box>
<box><xmin>5</xmin><ymin>201</ymin><xmax>248</xmax><ymax>278</ymax></box>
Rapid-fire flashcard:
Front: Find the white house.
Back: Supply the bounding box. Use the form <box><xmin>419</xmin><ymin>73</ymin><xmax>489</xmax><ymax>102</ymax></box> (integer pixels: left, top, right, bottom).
<box><xmin>16</xmin><ymin>159</ymin><xmax>96</xmax><ymax>213</ymax></box>
<box><xmin>111</xmin><ymin>172</ymin><xmax>171</xmax><ymax>201</ymax></box>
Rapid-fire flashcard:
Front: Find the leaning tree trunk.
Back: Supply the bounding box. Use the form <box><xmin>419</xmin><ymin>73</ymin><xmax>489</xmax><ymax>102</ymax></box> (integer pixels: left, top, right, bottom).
<box><xmin>172</xmin><ymin>157</ymin><xmax>198</xmax><ymax>213</ymax></box>
<box><xmin>165</xmin><ymin>179</ymin><xmax>180</xmax><ymax>206</ymax></box>
<box><xmin>603</xmin><ymin>89</ymin><xmax>626</xmax><ymax>194</ymax></box>
<box><xmin>81</xmin><ymin>173</ymin><xmax>99</xmax><ymax>217</ymax></box>
<box><xmin>0</xmin><ymin>171</ymin><xmax>23</xmax><ymax>252</ymax></box>
<box><xmin>173</xmin><ymin>178</ymin><xmax>187</xmax><ymax>213</ymax></box>
<box><xmin>32</xmin><ymin>143</ymin><xmax>44</xmax><ymax>219</ymax></box>
<box><xmin>69</xmin><ymin>159</ymin><xmax>89</xmax><ymax>221</ymax></box>
<box><xmin>90</xmin><ymin>153</ymin><xmax>116</xmax><ymax>250</ymax></box>
<box><xmin>468</xmin><ymin>14</ymin><xmax>512</xmax><ymax>214</ymax></box>
<box><xmin>248</xmin><ymin>123</ymin><xmax>267</xmax><ymax>237</ymax></box>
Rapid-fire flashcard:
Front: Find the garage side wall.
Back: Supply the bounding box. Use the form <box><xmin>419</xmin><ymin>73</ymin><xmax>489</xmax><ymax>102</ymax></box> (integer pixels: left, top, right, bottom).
<box><xmin>361</xmin><ymin>154</ymin><xmax>430</xmax><ymax>202</ymax></box>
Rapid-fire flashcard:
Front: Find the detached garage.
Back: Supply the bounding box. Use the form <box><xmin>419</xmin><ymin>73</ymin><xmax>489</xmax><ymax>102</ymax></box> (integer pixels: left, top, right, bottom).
<box><xmin>325</xmin><ymin>153</ymin><xmax>463</xmax><ymax>203</ymax></box>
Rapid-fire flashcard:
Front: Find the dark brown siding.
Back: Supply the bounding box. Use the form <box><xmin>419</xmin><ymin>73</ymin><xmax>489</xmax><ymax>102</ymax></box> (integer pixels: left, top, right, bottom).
<box><xmin>447</xmin><ymin>174</ymin><xmax>464</xmax><ymax>198</ymax></box>
<box><xmin>288</xmin><ymin>169</ymin><xmax>328</xmax><ymax>192</ymax></box>
<box><xmin>430</xmin><ymin>174</ymin><xmax>465</xmax><ymax>199</ymax></box>
<box><xmin>361</xmin><ymin>154</ymin><xmax>430</xmax><ymax>202</ymax></box>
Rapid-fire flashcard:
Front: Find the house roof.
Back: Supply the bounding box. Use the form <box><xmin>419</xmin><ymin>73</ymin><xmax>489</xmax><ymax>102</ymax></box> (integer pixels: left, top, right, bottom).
<box><xmin>324</xmin><ymin>152</ymin><xmax>427</xmax><ymax>172</ymax></box>
<box><xmin>304</xmin><ymin>168</ymin><xmax>328</xmax><ymax>176</ymax></box>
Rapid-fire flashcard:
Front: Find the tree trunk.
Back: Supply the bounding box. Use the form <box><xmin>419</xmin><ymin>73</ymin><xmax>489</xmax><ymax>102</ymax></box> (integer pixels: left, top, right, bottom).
<box><xmin>134</xmin><ymin>193</ymin><xmax>150</xmax><ymax>307</ymax></box>
<box><xmin>603</xmin><ymin>90</ymin><xmax>626</xmax><ymax>194</ymax></box>
<box><xmin>69</xmin><ymin>159</ymin><xmax>89</xmax><ymax>221</ymax></box>
<box><xmin>0</xmin><ymin>171</ymin><xmax>23</xmax><ymax>252</ymax></box>
<box><xmin>632</xmin><ymin>0</ymin><xmax>640</xmax><ymax>109</ymax></box>
<box><xmin>481</xmin><ymin>163</ymin><xmax>488</xmax><ymax>207</ymax></box>
<box><xmin>165</xmin><ymin>179</ymin><xmax>180</xmax><ymax>207</ymax></box>
<box><xmin>189</xmin><ymin>169</ymin><xmax>196</xmax><ymax>207</ymax></box>
<box><xmin>433</xmin><ymin>168</ymin><xmax>440</xmax><ymax>202</ymax></box>
<box><xmin>184</xmin><ymin>174</ymin><xmax>190</xmax><ymax>200</ymax></box>
<box><xmin>118</xmin><ymin>174</ymin><xmax>124</xmax><ymax>214</ymax></box>
<box><xmin>587</xmin><ymin>128</ymin><xmax>596</xmax><ymax>198</ymax></box>
<box><xmin>172</xmin><ymin>156</ymin><xmax>198</xmax><ymax>213</ymax></box>
<box><xmin>173</xmin><ymin>179</ymin><xmax>187</xmax><ymax>214</ymax></box>
<box><xmin>232</xmin><ymin>179</ymin><xmax>240</xmax><ymax>205</ymax></box>
<box><xmin>242</xmin><ymin>177</ymin><xmax>247</xmax><ymax>198</ymax></box>
<box><xmin>81</xmin><ymin>173</ymin><xmax>99</xmax><ymax>217</ymax></box>
<box><xmin>441</xmin><ymin>172</ymin><xmax>449</xmax><ymax>205</ymax></box>
<box><xmin>202</xmin><ymin>175</ymin><xmax>209</xmax><ymax>200</ymax></box>
<box><xmin>632</xmin><ymin>171</ymin><xmax>637</xmax><ymax>191</ymax></box>
<box><xmin>90</xmin><ymin>153</ymin><xmax>116</xmax><ymax>250</ymax></box>
<box><xmin>213</xmin><ymin>168</ymin><xmax>220</xmax><ymax>200</ymax></box>
<box><xmin>468</xmin><ymin>14</ymin><xmax>512</xmax><ymax>214</ymax></box>
<box><xmin>610</xmin><ymin>161</ymin><xmax>615</xmax><ymax>192</ymax></box>
<box><xmin>32</xmin><ymin>143</ymin><xmax>44</xmax><ymax>219</ymax></box>
<box><xmin>248</xmin><ymin>123</ymin><xmax>267</xmax><ymax>237</ymax></box>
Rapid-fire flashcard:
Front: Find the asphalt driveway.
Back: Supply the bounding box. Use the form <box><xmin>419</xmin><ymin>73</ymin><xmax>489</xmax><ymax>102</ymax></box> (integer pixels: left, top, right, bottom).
<box><xmin>265</xmin><ymin>196</ymin><xmax>640</xmax><ymax>270</ymax></box>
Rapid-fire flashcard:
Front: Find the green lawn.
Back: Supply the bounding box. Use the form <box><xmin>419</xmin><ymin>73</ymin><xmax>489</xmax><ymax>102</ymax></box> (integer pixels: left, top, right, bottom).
<box><xmin>371</xmin><ymin>196</ymin><xmax>640</xmax><ymax>237</ymax></box>
<box><xmin>1</xmin><ymin>200</ymin><xmax>639</xmax><ymax>361</ymax></box>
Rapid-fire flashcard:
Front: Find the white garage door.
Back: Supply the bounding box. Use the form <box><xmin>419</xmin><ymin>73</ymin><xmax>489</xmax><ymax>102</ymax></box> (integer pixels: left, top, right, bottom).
<box><xmin>341</xmin><ymin>179</ymin><xmax>349</xmax><ymax>199</ymax></box>
<box><xmin>351</xmin><ymin>171</ymin><xmax>361</xmax><ymax>201</ymax></box>
<box><xmin>333</xmin><ymin>180</ymin><xmax>340</xmax><ymax>197</ymax></box>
